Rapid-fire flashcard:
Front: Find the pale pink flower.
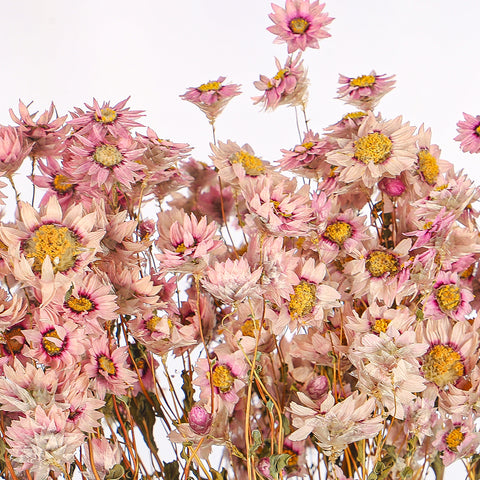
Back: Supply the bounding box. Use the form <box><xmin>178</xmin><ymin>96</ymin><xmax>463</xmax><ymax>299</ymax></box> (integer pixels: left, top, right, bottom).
<box><xmin>84</xmin><ymin>334</ymin><xmax>137</xmax><ymax>399</ymax></box>
<box><xmin>253</xmin><ymin>54</ymin><xmax>308</xmax><ymax>111</ymax></box>
<box><xmin>454</xmin><ymin>112</ymin><xmax>480</xmax><ymax>153</ymax></box>
<box><xmin>10</xmin><ymin>100</ymin><xmax>68</xmax><ymax>158</ymax></box>
<box><xmin>423</xmin><ymin>271</ymin><xmax>473</xmax><ymax>321</ymax></box>
<box><xmin>326</xmin><ymin>112</ymin><xmax>417</xmax><ymax>188</ymax></box>
<box><xmin>84</xmin><ymin>437</ymin><xmax>122</xmax><ymax>480</ymax></box>
<box><xmin>69</xmin><ymin>97</ymin><xmax>144</xmax><ymax>140</ymax></box>
<box><xmin>336</xmin><ymin>71</ymin><xmax>395</xmax><ymax>110</ymax></box>
<box><xmin>0</xmin><ymin>288</ymin><xmax>27</xmax><ymax>330</ymax></box>
<box><xmin>432</xmin><ymin>415</ymin><xmax>480</xmax><ymax>466</ymax></box>
<box><xmin>6</xmin><ymin>405</ymin><xmax>84</xmax><ymax>480</ymax></box>
<box><xmin>268</xmin><ymin>0</ymin><xmax>334</xmax><ymax>53</ymax></box>
<box><xmin>378</xmin><ymin>176</ymin><xmax>406</xmax><ymax>197</ymax></box>
<box><xmin>0</xmin><ymin>125</ymin><xmax>31</xmax><ymax>175</ymax></box>
<box><xmin>289</xmin><ymin>391</ymin><xmax>383</xmax><ymax>458</ymax></box>
<box><xmin>188</xmin><ymin>404</ymin><xmax>213</xmax><ymax>435</ymax></box>
<box><xmin>157</xmin><ymin>211</ymin><xmax>223</xmax><ymax>273</ymax></box>
<box><xmin>181</xmin><ymin>76</ymin><xmax>241</xmax><ymax>123</ymax></box>
<box><xmin>201</xmin><ymin>257</ymin><xmax>263</xmax><ymax>304</ymax></box>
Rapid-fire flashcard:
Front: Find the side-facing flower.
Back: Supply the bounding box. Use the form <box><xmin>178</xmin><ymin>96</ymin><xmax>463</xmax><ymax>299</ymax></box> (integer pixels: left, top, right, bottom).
<box><xmin>454</xmin><ymin>113</ymin><xmax>480</xmax><ymax>153</ymax></box>
<box><xmin>268</xmin><ymin>0</ymin><xmax>333</xmax><ymax>53</ymax></box>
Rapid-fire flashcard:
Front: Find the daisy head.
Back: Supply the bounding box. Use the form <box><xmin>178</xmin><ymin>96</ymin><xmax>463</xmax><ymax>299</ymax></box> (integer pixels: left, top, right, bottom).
<box><xmin>454</xmin><ymin>113</ymin><xmax>480</xmax><ymax>154</ymax></box>
<box><xmin>268</xmin><ymin>0</ymin><xmax>334</xmax><ymax>54</ymax></box>
<box><xmin>337</xmin><ymin>71</ymin><xmax>395</xmax><ymax>110</ymax></box>
<box><xmin>181</xmin><ymin>77</ymin><xmax>241</xmax><ymax>123</ymax></box>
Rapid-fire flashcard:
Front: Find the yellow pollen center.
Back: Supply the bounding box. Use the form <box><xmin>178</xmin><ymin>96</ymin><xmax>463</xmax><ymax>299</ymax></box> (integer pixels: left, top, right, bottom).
<box><xmin>93</xmin><ymin>144</ymin><xmax>124</xmax><ymax>167</ymax></box>
<box><xmin>273</xmin><ymin>68</ymin><xmax>288</xmax><ymax>81</ymax></box>
<box><xmin>94</xmin><ymin>107</ymin><xmax>118</xmax><ymax>124</ymax></box>
<box><xmin>301</xmin><ymin>141</ymin><xmax>315</xmax><ymax>150</ymax></box>
<box><xmin>42</xmin><ymin>330</ymin><xmax>64</xmax><ymax>357</ymax></box>
<box><xmin>366</xmin><ymin>250</ymin><xmax>399</xmax><ymax>277</ymax></box>
<box><xmin>422</xmin><ymin>344</ymin><xmax>464</xmax><ymax>388</ymax></box>
<box><xmin>24</xmin><ymin>224</ymin><xmax>81</xmax><ymax>274</ymax></box>
<box><xmin>354</xmin><ymin>132</ymin><xmax>393</xmax><ymax>165</ymax></box>
<box><xmin>446</xmin><ymin>428</ymin><xmax>464</xmax><ymax>452</ymax></box>
<box><xmin>283</xmin><ymin>449</ymin><xmax>298</xmax><ymax>467</ymax></box>
<box><xmin>343</xmin><ymin>111</ymin><xmax>367</xmax><ymax>120</ymax></box>
<box><xmin>417</xmin><ymin>150</ymin><xmax>439</xmax><ymax>185</ymax></box>
<box><xmin>372</xmin><ymin>318</ymin><xmax>391</xmax><ymax>334</ymax></box>
<box><xmin>435</xmin><ymin>284</ymin><xmax>461</xmax><ymax>312</ymax></box>
<box><xmin>475</xmin><ymin>125</ymin><xmax>480</xmax><ymax>137</ymax></box>
<box><xmin>0</xmin><ymin>240</ymin><xmax>7</xmax><ymax>251</ymax></box>
<box><xmin>198</xmin><ymin>81</ymin><xmax>221</xmax><ymax>92</ymax></box>
<box><xmin>212</xmin><ymin>364</ymin><xmax>235</xmax><ymax>393</ymax></box>
<box><xmin>350</xmin><ymin>75</ymin><xmax>376</xmax><ymax>88</ymax></box>
<box><xmin>175</xmin><ymin>243</ymin><xmax>187</xmax><ymax>253</ymax></box>
<box><xmin>98</xmin><ymin>355</ymin><xmax>116</xmax><ymax>376</ymax></box>
<box><xmin>289</xmin><ymin>17</ymin><xmax>309</xmax><ymax>34</ymax></box>
<box><xmin>146</xmin><ymin>315</ymin><xmax>161</xmax><ymax>332</ymax></box>
<box><xmin>67</xmin><ymin>296</ymin><xmax>93</xmax><ymax>312</ymax></box>
<box><xmin>241</xmin><ymin>318</ymin><xmax>259</xmax><ymax>337</ymax></box>
<box><xmin>272</xmin><ymin>200</ymin><xmax>293</xmax><ymax>217</ymax></box>
<box><xmin>2</xmin><ymin>327</ymin><xmax>24</xmax><ymax>355</ymax></box>
<box><xmin>323</xmin><ymin>221</ymin><xmax>352</xmax><ymax>246</ymax></box>
<box><xmin>289</xmin><ymin>281</ymin><xmax>316</xmax><ymax>318</ymax></box>
<box><xmin>230</xmin><ymin>150</ymin><xmax>265</xmax><ymax>176</ymax></box>
<box><xmin>460</xmin><ymin>264</ymin><xmax>475</xmax><ymax>279</ymax></box>
<box><xmin>53</xmin><ymin>174</ymin><xmax>74</xmax><ymax>193</ymax></box>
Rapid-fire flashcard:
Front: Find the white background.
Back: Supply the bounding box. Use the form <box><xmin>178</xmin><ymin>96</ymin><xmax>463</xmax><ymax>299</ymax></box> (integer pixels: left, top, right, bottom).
<box><xmin>1</xmin><ymin>0</ymin><xmax>478</xmax><ymax>478</ymax></box>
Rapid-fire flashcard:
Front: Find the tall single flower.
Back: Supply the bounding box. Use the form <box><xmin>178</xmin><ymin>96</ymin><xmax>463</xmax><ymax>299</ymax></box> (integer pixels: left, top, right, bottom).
<box><xmin>268</xmin><ymin>0</ymin><xmax>334</xmax><ymax>53</ymax></box>
<box><xmin>181</xmin><ymin>77</ymin><xmax>241</xmax><ymax>123</ymax></box>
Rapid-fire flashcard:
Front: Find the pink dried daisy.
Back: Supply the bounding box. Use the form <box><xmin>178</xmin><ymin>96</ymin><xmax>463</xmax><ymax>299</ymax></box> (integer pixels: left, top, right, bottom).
<box><xmin>0</xmin><ymin>125</ymin><xmax>31</xmax><ymax>175</ymax></box>
<box><xmin>84</xmin><ymin>334</ymin><xmax>137</xmax><ymax>399</ymax></box>
<box><xmin>326</xmin><ymin>112</ymin><xmax>417</xmax><ymax>188</ymax></box>
<box><xmin>268</xmin><ymin>0</ymin><xmax>334</xmax><ymax>54</ymax></box>
<box><xmin>68</xmin><ymin>132</ymin><xmax>145</xmax><ymax>191</ymax></box>
<box><xmin>201</xmin><ymin>257</ymin><xmax>263</xmax><ymax>304</ymax></box>
<box><xmin>278</xmin><ymin>130</ymin><xmax>331</xmax><ymax>175</ymax></box>
<box><xmin>6</xmin><ymin>405</ymin><xmax>85</xmax><ymax>480</ymax></box>
<box><xmin>181</xmin><ymin>76</ymin><xmax>241</xmax><ymax>123</ymax></box>
<box><xmin>423</xmin><ymin>271</ymin><xmax>473</xmax><ymax>321</ymax></box>
<box><xmin>69</xmin><ymin>97</ymin><xmax>144</xmax><ymax>140</ymax></box>
<box><xmin>0</xmin><ymin>195</ymin><xmax>104</xmax><ymax>277</ymax></box>
<box><xmin>253</xmin><ymin>54</ymin><xmax>308</xmax><ymax>111</ymax></box>
<box><xmin>454</xmin><ymin>112</ymin><xmax>480</xmax><ymax>153</ymax></box>
<box><xmin>336</xmin><ymin>71</ymin><xmax>396</xmax><ymax>110</ymax></box>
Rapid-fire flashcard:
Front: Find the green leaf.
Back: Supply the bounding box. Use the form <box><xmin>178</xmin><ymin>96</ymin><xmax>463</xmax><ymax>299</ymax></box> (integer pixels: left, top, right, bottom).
<box><xmin>400</xmin><ymin>466</ymin><xmax>413</xmax><ymax>479</ymax></box>
<box><xmin>281</xmin><ymin>414</ymin><xmax>290</xmax><ymax>436</ymax></box>
<box><xmin>266</xmin><ymin>399</ymin><xmax>274</xmax><ymax>412</ymax></box>
<box><xmin>209</xmin><ymin>468</ymin><xmax>228</xmax><ymax>480</ymax></box>
<box><xmin>269</xmin><ymin>453</ymin><xmax>291</xmax><ymax>480</ymax></box>
<box><xmin>105</xmin><ymin>464</ymin><xmax>125</xmax><ymax>480</ymax></box>
<box><xmin>430</xmin><ymin>453</ymin><xmax>445</xmax><ymax>480</ymax></box>
<box><xmin>129</xmin><ymin>391</ymin><xmax>158</xmax><ymax>452</ymax></box>
<box><xmin>163</xmin><ymin>461</ymin><xmax>180</xmax><ymax>480</ymax></box>
<box><xmin>249</xmin><ymin>429</ymin><xmax>263</xmax><ymax>456</ymax></box>
<box><xmin>181</xmin><ymin>370</ymin><xmax>195</xmax><ymax>413</ymax></box>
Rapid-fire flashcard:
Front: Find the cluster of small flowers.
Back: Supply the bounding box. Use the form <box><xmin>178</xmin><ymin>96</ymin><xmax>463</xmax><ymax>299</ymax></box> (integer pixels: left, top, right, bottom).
<box><xmin>0</xmin><ymin>1</ymin><xmax>478</xmax><ymax>480</ymax></box>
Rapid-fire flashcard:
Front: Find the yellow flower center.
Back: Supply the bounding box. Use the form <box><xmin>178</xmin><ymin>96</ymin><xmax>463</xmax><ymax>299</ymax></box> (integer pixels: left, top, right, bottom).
<box><xmin>2</xmin><ymin>327</ymin><xmax>24</xmax><ymax>355</ymax></box>
<box><xmin>212</xmin><ymin>364</ymin><xmax>235</xmax><ymax>393</ymax></box>
<box><xmin>198</xmin><ymin>81</ymin><xmax>222</xmax><ymax>92</ymax></box>
<box><xmin>272</xmin><ymin>200</ymin><xmax>293</xmax><ymax>217</ymax></box>
<box><xmin>230</xmin><ymin>150</ymin><xmax>265</xmax><ymax>176</ymax></box>
<box><xmin>175</xmin><ymin>243</ymin><xmax>187</xmax><ymax>253</ymax></box>
<box><xmin>94</xmin><ymin>107</ymin><xmax>118</xmax><ymax>124</ymax></box>
<box><xmin>354</xmin><ymin>132</ymin><xmax>393</xmax><ymax>165</ymax></box>
<box><xmin>24</xmin><ymin>224</ymin><xmax>81</xmax><ymax>274</ymax></box>
<box><xmin>422</xmin><ymin>344</ymin><xmax>464</xmax><ymax>388</ymax></box>
<box><xmin>460</xmin><ymin>264</ymin><xmax>475</xmax><ymax>279</ymax></box>
<box><xmin>417</xmin><ymin>150</ymin><xmax>439</xmax><ymax>185</ymax></box>
<box><xmin>350</xmin><ymin>75</ymin><xmax>376</xmax><ymax>88</ymax></box>
<box><xmin>241</xmin><ymin>318</ymin><xmax>259</xmax><ymax>337</ymax></box>
<box><xmin>98</xmin><ymin>355</ymin><xmax>116</xmax><ymax>376</ymax></box>
<box><xmin>301</xmin><ymin>141</ymin><xmax>315</xmax><ymax>150</ymax></box>
<box><xmin>372</xmin><ymin>318</ymin><xmax>391</xmax><ymax>334</ymax></box>
<box><xmin>67</xmin><ymin>296</ymin><xmax>94</xmax><ymax>312</ymax></box>
<box><xmin>53</xmin><ymin>174</ymin><xmax>74</xmax><ymax>194</ymax></box>
<box><xmin>289</xmin><ymin>281</ymin><xmax>316</xmax><ymax>318</ymax></box>
<box><xmin>146</xmin><ymin>315</ymin><xmax>161</xmax><ymax>332</ymax></box>
<box><xmin>289</xmin><ymin>17</ymin><xmax>310</xmax><ymax>34</ymax></box>
<box><xmin>283</xmin><ymin>448</ymin><xmax>298</xmax><ymax>467</ymax></box>
<box><xmin>93</xmin><ymin>145</ymin><xmax>124</xmax><ymax>167</ymax></box>
<box><xmin>475</xmin><ymin>124</ymin><xmax>480</xmax><ymax>137</ymax></box>
<box><xmin>273</xmin><ymin>68</ymin><xmax>288</xmax><ymax>81</ymax></box>
<box><xmin>435</xmin><ymin>284</ymin><xmax>461</xmax><ymax>312</ymax></box>
<box><xmin>323</xmin><ymin>221</ymin><xmax>352</xmax><ymax>246</ymax></box>
<box><xmin>445</xmin><ymin>428</ymin><xmax>464</xmax><ymax>452</ymax></box>
<box><xmin>343</xmin><ymin>111</ymin><xmax>367</xmax><ymax>120</ymax></box>
<box><xmin>365</xmin><ymin>250</ymin><xmax>399</xmax><ymax>278</ymax></box>
<box><xmin>42</xmin><ymin>329</ymin><xmax>64</xmax><ymax>357</ymax></box>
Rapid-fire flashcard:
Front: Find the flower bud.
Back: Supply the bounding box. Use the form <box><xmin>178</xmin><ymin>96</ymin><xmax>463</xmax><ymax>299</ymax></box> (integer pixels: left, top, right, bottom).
<box><xmin>257</xmin><ymin>457</ymin><xmax>273</xmax><ymax>479</ymax></box>
<box><xmin>306</xmin><ymin>375</ymin><xmax>329</xmax><ymax>400</ymax></box>
<box><xmin>378</xmin><ymin>176</ymin><xmax>406</xmax><ymax>197</ymax></box>
<box><xmin>188</xmin><ymin>405</ymin><xmax>212</xmax><ymax>435</ymax></box>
